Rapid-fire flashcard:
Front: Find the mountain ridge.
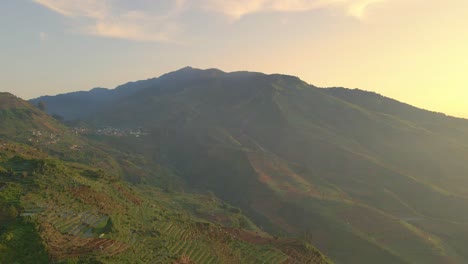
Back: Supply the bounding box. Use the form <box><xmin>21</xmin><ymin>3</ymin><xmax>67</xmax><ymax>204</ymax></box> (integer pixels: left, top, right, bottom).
<box><xmin>31</xmin><ymin>67</ymin><xmax>467</xmax><ymax>122</ymax></box>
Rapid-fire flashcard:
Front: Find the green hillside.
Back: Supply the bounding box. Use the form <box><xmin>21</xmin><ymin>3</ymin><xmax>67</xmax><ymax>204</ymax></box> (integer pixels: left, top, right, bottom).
<box><xmin>48</xmin><ymin>67</ymin><xmax>468</xmax><ymax>264</ymax></box>
<box><xmin>0</xmin><ymin>92</ymin><xmax>331</xmax><ymax>263</ymax></box>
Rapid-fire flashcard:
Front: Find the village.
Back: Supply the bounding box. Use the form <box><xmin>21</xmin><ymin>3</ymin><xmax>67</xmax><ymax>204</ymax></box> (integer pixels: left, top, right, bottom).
<box><xmin>29</xmin><ymin>130</ymin><xmax>61</xmax><ymax>145</ymax></box>
<box><xmin>71</xmin><ymin>127</ymin><xmax>149</xmax><ymax>138</ymax></box>
<box><xmin>22</xmin><ymin>127</ymin><xmax>148</xmax><ymax>151</ymax></box>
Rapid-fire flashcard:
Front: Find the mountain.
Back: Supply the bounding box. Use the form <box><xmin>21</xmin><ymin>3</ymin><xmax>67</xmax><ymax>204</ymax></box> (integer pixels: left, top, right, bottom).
<box><xmin>30</xmin><ymin>79</ymin><xmax>157</xmax><ymax>121</ymax></box>
<box><xmin>0</xmin><ymin>92</ymin><xmax>331</xmax><ymax>263</ymax></box>
<box><xmin>30</xmin><ymin>67</ymin><xmax>253</xmax><ymax>121</ymax></box>
<box><xmin>28</xmin><ymin>67</ymin><xmax>468</xmax><ymax>264</ymax></box>
<box><xmin>30</xmin><ymin>67</ymin><xmax>226</xmax><ymax>121</ymax></box>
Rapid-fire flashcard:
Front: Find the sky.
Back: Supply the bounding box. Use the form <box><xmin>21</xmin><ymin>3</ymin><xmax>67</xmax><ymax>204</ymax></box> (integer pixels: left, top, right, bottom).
<box><xmin>1</xmin><ymin>0</ymin><xmax>467</xmax><ymax>118</ymax></box>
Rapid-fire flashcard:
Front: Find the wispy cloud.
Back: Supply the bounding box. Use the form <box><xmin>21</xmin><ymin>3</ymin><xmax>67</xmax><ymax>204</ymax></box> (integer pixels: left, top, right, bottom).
<box><xmin>348</xmin><ymin>0</ymin><xmax>386</xmax><ymax>19</ymax></box>
<box><xmin>83</xmin><ymin>11</ymin><xmax>182</xmax><ymax>42</ymax></box>
<box><xmin>32</xmin><ymin>0</ymin><xmax>183</xmax><ymax>42</ymax></box>
<box><xmin>201</xmin><ymin>0</ymin><xmax>386</xmax><ymax>19</ymax></box>
<box><xmin>33</xmin><ymin>0</ymin><xmax>108</xmax><ymax>18</ymax></box>
<box><xmin>33</xmin><ymin>0</ymin><xmax>386</xmax><ymax>42</ymax></box>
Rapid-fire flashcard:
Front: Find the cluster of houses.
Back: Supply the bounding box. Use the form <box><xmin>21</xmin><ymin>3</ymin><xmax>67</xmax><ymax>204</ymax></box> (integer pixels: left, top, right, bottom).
<box><xmin>71</xmin><ymin>127</ymin><xmax>89</xmax><ymax>134</ymax></box>
<box><xmin>0</xmin><ymin>141</ymin><xmax>7</xmax><ymax>149</ymax></box>
<box><xmin>70</xmin><ymin>145</ymin><xmax>83</xmax><ymax>151</ymax></box>
<box><xmin>29</xmin><ymin>130</ymin><xmax>61</xmax><ymax>144</ymax></box>
<box><xmin>72</xmin><ymin>127</ymin><xmax>148</xmax><ymax>138</ymax></box>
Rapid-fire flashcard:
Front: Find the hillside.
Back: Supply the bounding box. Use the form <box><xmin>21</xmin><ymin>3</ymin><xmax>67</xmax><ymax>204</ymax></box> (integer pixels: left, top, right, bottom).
<box><xmin>0</xmin><ymin>92</ymin><xmax>65</xmax><ymax>140</ymax></box>
<box><xmin>0</xmin><ymin>92</ymin><xmax>119</xmax><ymax>173</ymax></box>
<box><xmin>33</xmin><ymin>67</ymin><xmax>468</xmax><ymax>264</ymax></box>
<box><xmin>0</xmin><ymin>93</ymin><xmax>332</xmax><ymax>263</ymax></box>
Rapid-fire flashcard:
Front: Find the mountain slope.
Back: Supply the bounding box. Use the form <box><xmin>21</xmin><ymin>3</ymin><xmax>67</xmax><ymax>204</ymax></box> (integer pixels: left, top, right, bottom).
<box><xmin>30</xmin><ymin>77</ymin><xmax>158</xmax><ymax>121</ymax></box>
<box><xmin>0</xmin><ymin>92</ymin><xmax>331</xmax><ymax>263</ymax></box>
<box><xmin>1</xmin><ymin>92</ymin><xmax>65</xmax><ymax>139</ymax></box>
<box><xmin>28</xmin><ymin>67</ymin><xmax>468</xmax><ymax>264</ymax></box>
<box><xmin>1</xmin><ymin>92</ymin><xmax>120</xmax><ymax>173</ymax></box>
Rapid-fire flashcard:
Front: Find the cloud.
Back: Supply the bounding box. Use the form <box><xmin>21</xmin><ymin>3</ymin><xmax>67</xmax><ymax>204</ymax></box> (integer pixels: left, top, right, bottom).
<box><xmin>83</xmin><ymin>11</ymin><xmax>182</xmax><ymax>42</ymax></box>
<box><xmin>32</xmin><ymin>0</ymin><xmax>183</xmax><ymax>42</ymax></box>
<box><xmin>348</xmin><ymin>0</ymin><xmax>385</xmax><ymax>19</ymax></box>
<box><xmin>33</xmin><ymin>0</ymin><xmax>108</xmax><ymax>18</ymax></box>
<box><xmin>33</xmin><ymin>0</ymin><xmax>386</xmax><ymax>42</ymax></box>
<box><xmin>201</xmin><ymin>0</ymin><xmax>386</xmax><ymax>19</ymax></box>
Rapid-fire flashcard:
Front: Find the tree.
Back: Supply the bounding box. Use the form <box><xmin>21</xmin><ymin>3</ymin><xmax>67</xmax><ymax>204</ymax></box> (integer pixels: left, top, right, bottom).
<box><xmin>52</xmin><ymin>114</ymin><xmax>64</xmax><ymax>122</ymax></box>
<box><xmin>37</xmin><ymin>101</ymin><xmax>46</xmax><ymax>111</ymax></box>
<box><xmin>6</xmin><ymin>205</ymin><xmax>18</xmax><ymax>219</ymax></box>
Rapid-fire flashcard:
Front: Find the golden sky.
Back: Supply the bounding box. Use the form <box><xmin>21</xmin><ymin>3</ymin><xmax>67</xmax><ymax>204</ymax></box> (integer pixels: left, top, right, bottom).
<box><xmin>1</xmin><ymin>0</ymin><xmax>467</xmax><ymax>117</ymax></box>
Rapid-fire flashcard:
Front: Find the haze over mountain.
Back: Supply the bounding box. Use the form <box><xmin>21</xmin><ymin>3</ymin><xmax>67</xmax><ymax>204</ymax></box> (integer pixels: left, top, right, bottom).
<box><xmin>0</xmin><ymin>91</ymin><xmax>331</xmax><ymax>263</ymax></box>
<box><xmin>30</xmin><ymin>67</ymin><xmax>468</xmax><ymax>264</ymax></box>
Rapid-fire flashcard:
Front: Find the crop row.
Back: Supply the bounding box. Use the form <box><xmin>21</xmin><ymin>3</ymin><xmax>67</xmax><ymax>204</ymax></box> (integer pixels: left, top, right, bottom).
<box><xmin>44</xmin><ymin>209</ymin><xmax>108</xmax><ymax>237</ymax></box>
<box><xmin>161</xmin><ymin>222</ymin><xmax>218</xmax><ymax>264</ymax></box>
<box><xmin>236</xmin><ymin>242</ymin><xmax>288</xmax><ymax>264</ymax></box>
<box><xmin>168</xmin><ymin>239</ymin><xmax>218</xmax><ymax>264</ymax></box>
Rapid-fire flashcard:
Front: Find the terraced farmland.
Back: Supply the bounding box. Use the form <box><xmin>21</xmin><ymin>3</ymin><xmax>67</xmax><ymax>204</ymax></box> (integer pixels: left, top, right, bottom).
<box><xmin>40</xmin><ymin>222</ymin><xmax>129</xmax><ymax>260</ymax></box>
<box><xmin>0</xmin><ymin>147</ymin><xmax>329</xmax><ymax>263</ymax></box>
<box><xmin>160</xmin><ymin>222</ymin><xmax>217</xmax><ymax>263</ymax></box>
<box><xmin>44</xmin><ymin>208</ymin><xmax>110</xmax><ymax>237</ymax></box>
<box><xmin>234</xmin><ymin>241</ymin><xmax>288</xmax><ymax>264</ymax></box>
<box><xmin>155</xmin><ymin>221</ymin><xmax>299</xmax><ymax>264</ymax></box>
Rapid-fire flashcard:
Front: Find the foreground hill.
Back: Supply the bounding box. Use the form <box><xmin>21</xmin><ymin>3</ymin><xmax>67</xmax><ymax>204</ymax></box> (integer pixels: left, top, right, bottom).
<box><xmin>0</xmin><ymin>93</ymin><xmax>331</xmax><ymax>263</ymax></box>
<box><xmin>31</xmin><ymin>67</ymin><xmax>468</xmax><ymax>264</ymax></box>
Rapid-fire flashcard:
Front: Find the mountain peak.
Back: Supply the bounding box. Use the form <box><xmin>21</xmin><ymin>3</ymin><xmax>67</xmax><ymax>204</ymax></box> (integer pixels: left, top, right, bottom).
<box><xmin>180</xmin><ymin>66</ymin><xmax>195</xmax><ymax>71</ymax></box>
<box><xmin>0</xmin><ymin>91</ymin><xmax>17</xmax><ymax>98</ymax></box>
<box><xmin>177</xmin><ymin>66</ymin><xmax>223</xmax><ymax>72</ymax></box>
<box><xmin>0</xmin><ymin>92</ymin><xmax>30</xmax><ymax>110</ymax></box>
<box><xmin>89</xmin><ymin>87</ymin><xmax>109</xmax><ymax>92</ymax></box>
<box><xmin>159</xmin><ymin>67</ymin><xmax>226</xmax><ymax>81</ymax></box>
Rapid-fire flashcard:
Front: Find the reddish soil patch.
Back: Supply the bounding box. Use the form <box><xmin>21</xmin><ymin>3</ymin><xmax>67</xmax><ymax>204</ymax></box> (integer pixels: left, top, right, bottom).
<box><xmin>225</xmin><ymin>227</ymin><xmax>277</xmax><ymax>245</ymax></box>
<box><xmin>70</xmin><ymin>186</ymin><xmax>125</xmax><ymax>214</ymax></box>
<box><xmin>192</xmin><ymin>223</ymin><xmax>327</xmax><ymax>263</ymax></box>
<box><xmin>113</xmin><ymin>184</ymin><xmax>143</xmax><ymax>206</ymax></box>
<box><xmin>40</xmin><ymin>120</ymin><xmax>62</xmax><ymax>134</ymax></box>
<box><xmin>250</xmin><ymin>194</ymin><xmax>297</xmax><ymax>234</ymax></box>
<box><xmin>0</xmin><ymin>94</ymin><xmax>27</xmax><ymax>109</ymax></box>
<box><xmin>40</xmin><ymin>223</ymin><xmax>129</xmax><ymax>260</ymax></box>
<box><xmin>196</xmin><ymin>209</ymin><xmax>232</xmax><ymax>227</ymax></box>
<box><xmin>247</xmin><ymin>153</ymin><xmax>320</xmax><ymax>198</ymax></box>
<box><xmin>338</xmin><ymin>205</ymin><xmax>428</xmax><ymax>241</ymax></box>
<box><xmin>224</xmin><ymin>228</ymin><xmax>328</xmax><ymax>264</ymax></box>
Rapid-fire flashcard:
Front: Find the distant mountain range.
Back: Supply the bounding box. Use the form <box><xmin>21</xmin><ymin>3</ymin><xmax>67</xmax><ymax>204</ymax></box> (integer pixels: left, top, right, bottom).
<box><xmin>21</xmin><ymin>67</ymin><xmax>468</xmax><ymax>263</ymax></box>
